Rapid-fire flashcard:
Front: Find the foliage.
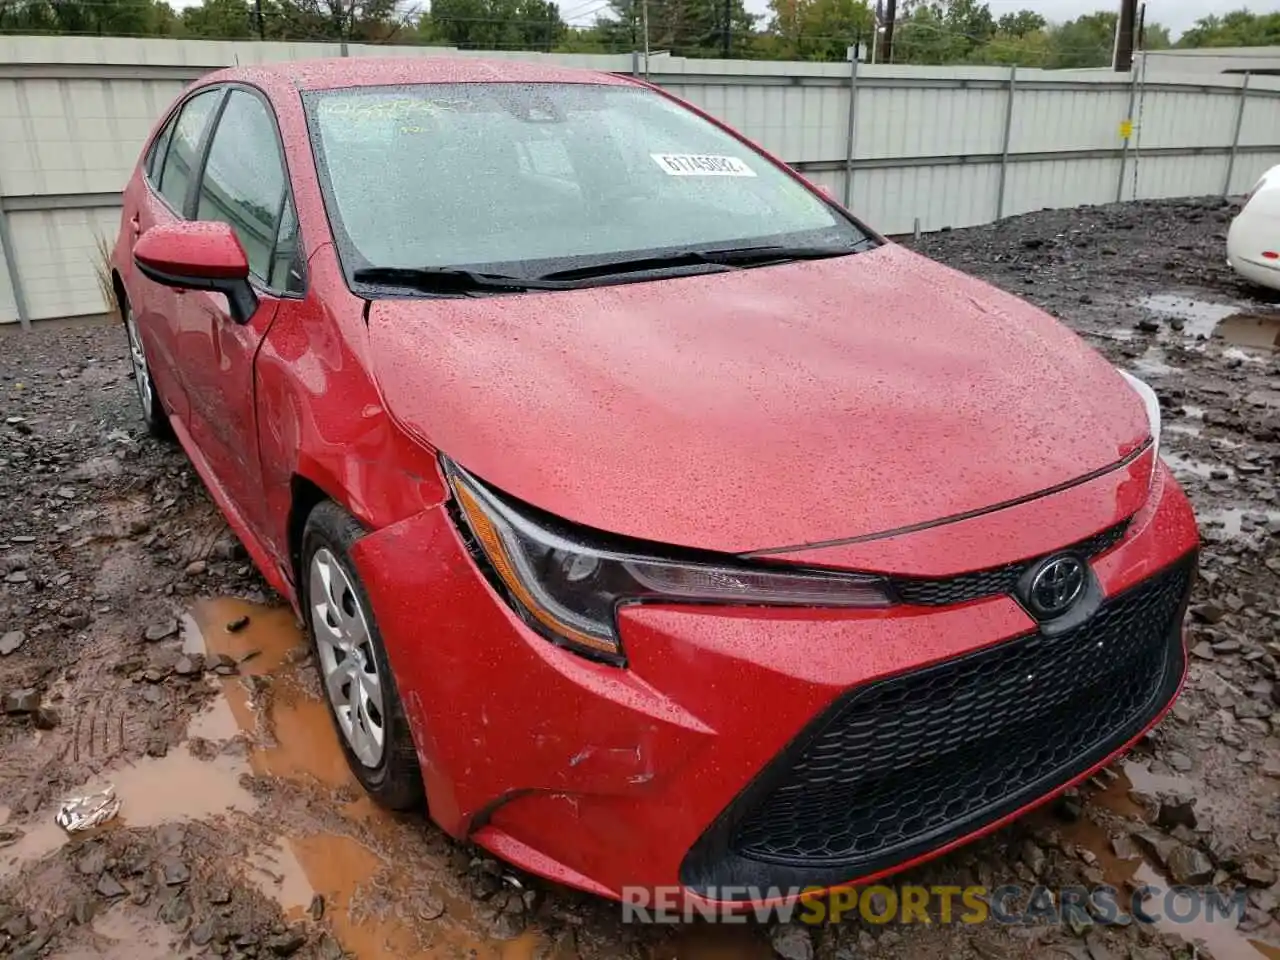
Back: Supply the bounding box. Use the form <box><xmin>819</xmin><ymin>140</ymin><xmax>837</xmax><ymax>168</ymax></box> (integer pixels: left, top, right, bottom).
<box><xmin>179</xmin><ymin>0</ymin><xmax>259</xmax><ymax>39</ymax></box>
<box><xmin>591</xmin><ymin>0</ymin><xmax>758</xmax><ymax>58</ymax></box>
<box><xmin>0</xmin><ymin>0</ymin><xmax>178</xmax><ymax>36</ymax></box>
<box><xmin>92</xmin><ymin>233</ymin><xmax>115</xmax><ymax>316</ymax></box>
<box><xmin>420</xmin><ymin>0</ymin><xmax>565</xmax><ymax>50</ymax></box>
<box><xmin>995</xmin><ymin>9</ymin><xmax>1042</xmax><ymax>37</ymax></box>
<box><xmin>1176</xmin><ymin>9</ymin><xmax>1280</xmax><ymax>47</ymax></box>
<box><xmin>765</xmin><ymin>0</ymin><xmax>873</xmax><ymax>62</ymax></box>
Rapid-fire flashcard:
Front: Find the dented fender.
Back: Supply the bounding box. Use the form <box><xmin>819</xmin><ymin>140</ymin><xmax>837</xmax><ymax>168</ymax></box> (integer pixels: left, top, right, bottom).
<box><xmin>348</xmin><ymin>502</ymin><xmax>715</xmax><ymax>837</ymax></box>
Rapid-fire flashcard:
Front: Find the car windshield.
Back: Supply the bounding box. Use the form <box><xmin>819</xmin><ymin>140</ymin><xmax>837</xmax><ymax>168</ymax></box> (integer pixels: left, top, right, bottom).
<box><xmin>303</xmin><ymin>82</ymin><xmax>871</xmax><ymax>284</ymax></box>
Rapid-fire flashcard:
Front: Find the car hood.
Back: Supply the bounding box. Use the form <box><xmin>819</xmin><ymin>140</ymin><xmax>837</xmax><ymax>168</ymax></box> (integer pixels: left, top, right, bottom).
<box><xmin>367</xmin><ymin>244</ymin><xmax>1149</xmax><ymax>555</ymax></box>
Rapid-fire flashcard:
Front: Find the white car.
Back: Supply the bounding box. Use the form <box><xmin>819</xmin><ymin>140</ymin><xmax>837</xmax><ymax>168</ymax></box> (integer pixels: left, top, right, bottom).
<box><xmin>1228</xmin><ymin>164</ymin><xmax>1280</xmax><ymax>290</ymax></box>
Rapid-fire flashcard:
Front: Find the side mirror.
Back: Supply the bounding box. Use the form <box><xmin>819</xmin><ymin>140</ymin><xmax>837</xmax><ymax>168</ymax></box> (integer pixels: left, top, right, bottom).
<box><xmin>133</xmin><ymin>221</ymin><xmax>258</xmax><ymax>325</ymax></box>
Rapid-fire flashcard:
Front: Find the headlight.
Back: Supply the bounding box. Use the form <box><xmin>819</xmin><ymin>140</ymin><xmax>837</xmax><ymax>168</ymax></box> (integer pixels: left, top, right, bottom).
<box><xmin>1117</xmin><ymin>368</ymin><xmax>1161</xmax><ymax>459</ymax></box>
<box><xmin>443</xmin><ymin>459</ymin><xmax>892</xmax><ymax>662</ymax></box>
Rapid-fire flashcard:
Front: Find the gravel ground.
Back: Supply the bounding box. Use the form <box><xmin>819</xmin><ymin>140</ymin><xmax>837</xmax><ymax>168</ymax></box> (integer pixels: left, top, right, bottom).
<box><xmin>0</xmin><ymin>196</ymin><xmax>1278</xmax><ymax>960</ymax></box>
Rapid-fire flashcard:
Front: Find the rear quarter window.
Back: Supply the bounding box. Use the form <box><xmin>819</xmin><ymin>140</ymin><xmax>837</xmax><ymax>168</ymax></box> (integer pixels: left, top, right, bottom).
<box><xmin>145</xmin><ymin>112</ymin><xmax>177</xmax><ymax>182</ymax></box>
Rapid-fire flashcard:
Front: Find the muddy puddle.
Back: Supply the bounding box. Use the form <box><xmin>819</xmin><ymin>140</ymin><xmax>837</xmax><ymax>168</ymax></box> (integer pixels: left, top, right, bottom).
<box><xmin>1034</xmin><ymin>765</ymin><xmax>1280</xmax><ymax>960</ymax></box>
<box><xmin>51</xmin><ymin>908</ymin><xmax>188</xmax><ymax>959</ymax></box>
<box><xmin>3</xmin><ymin>599</ymin><xmax>567</xmax><ymax>959</ymax></box>
<box><xmin>178</xmin><ymin>598</ymin><xmax>558</xmax><ymax>960</ymax></box>
<box><xmin>1140</xmin><ymin>294</ymin><xmax>1280</xmax><ymax>350</ymax></box>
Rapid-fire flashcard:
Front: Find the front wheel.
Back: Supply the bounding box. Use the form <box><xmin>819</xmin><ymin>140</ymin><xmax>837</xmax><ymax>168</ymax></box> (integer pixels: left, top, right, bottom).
<box><xmin>123</xmin><ymin>305</ymin><xmax>170</xmax><ymax>438</ymax></box>
<box><xmin>301</xmin><ymin>500</ymin><xmax>424</xmax><ymax>811</ymax></box>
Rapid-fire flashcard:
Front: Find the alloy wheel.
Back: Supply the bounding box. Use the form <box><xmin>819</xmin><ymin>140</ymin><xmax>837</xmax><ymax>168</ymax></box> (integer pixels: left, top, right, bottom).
<box><xmin>309</xmin><ymin>547</ymin><xmax>386</xmax><ymax>768</ymax></box>
<box><xmin>124</xmin><ymin>309</ymin><xmax>155</xmax><ymax>420</ymax></box>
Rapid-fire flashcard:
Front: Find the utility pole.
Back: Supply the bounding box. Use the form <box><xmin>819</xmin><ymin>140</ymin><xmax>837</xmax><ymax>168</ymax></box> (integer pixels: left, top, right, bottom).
<box><xmin>722</xmin><ymin>0</ymin><xmax>731</xmax><ymax>57</ymax></box>
<box><xmin>254</xmin><ymin>0</ymin><xmax>265</xmax><ymax>40</ymax></box>
<box><xmin>877</xmin><ymin>0</ymin><xmax>896</xmax><ymax>64</ymax></box>
<box><xmin>641</xmin><ymin>0</ymin><xmax>650</xmax><ymax>77</ymax></box>
<box><xmin>1114</xmin><ymin>0</ymin><xmax>1138</xmax><ymax>71</ymax></box>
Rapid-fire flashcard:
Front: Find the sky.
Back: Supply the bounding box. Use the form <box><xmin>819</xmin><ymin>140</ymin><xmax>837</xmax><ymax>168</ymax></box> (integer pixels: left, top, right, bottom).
<box><xmin>734</xmin><ymin>0</ymin><xmax>1280</xmax><ymax>37</ymax></box>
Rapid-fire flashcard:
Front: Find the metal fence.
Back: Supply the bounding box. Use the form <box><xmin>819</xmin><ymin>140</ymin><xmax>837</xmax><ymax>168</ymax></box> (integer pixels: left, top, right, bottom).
<box><xmin>1</xmin><ymin>35</ymin><xmax>1278</xmax><ymax>326</ymax></box>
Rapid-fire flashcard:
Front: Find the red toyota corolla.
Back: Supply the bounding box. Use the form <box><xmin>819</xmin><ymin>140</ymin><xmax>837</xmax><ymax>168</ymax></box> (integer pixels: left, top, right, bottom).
<box><xmin>111</xmin><ymin>57</ymin><xmax>1198</xmax><ymax>906</ymax></box>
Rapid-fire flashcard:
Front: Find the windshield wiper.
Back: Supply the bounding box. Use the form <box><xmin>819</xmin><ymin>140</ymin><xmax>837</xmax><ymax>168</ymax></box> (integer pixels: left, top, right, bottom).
<box><xmin>536</xmin><ymin>251</ymin><xmax>731</xmax><ymax>283</ymax></box>
<box><xmin>354</xmin><ymin>240</ymin><xmax>876</xmax><ymax>293</ymax></box>
<box><xmin>699</xmin><ymin>241</ymin><xmax>874</xmax><ymax>265</ymax></box>
<box><xmin>536</xmin><ymin>243</ymin><xmax>869</xmax><ymax>283</ymax></box>
<box><xmin>352</xmin><ymin>265</ymin><xmax>565</xmax><ymax>294</ymax></box>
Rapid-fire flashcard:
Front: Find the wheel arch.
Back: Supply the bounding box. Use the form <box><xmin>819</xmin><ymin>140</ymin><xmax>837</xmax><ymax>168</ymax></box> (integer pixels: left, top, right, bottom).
<box><xmin>110</xmin><ymin>269</ymin><xmax>128</xmax><ymax>321</ymax></box>
<box><xmin>287</xmin><ymin>471</ymin><xmax>344</xmax><ymax>588</ymax></box>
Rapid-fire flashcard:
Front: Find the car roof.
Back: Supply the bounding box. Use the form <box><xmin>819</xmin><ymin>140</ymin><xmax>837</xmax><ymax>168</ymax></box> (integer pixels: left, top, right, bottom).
<box><xmin>204</xmin><ymin>56</ymin><xmax>636</xmax><ymax>92</ymax></box>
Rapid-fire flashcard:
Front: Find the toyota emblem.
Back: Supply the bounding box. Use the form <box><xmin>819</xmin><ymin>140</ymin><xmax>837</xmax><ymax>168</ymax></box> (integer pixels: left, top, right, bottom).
<box><xmin>1027</xmin><ymin>555</ymin><xmax>1086</xmax><ymax>618</ymax></box>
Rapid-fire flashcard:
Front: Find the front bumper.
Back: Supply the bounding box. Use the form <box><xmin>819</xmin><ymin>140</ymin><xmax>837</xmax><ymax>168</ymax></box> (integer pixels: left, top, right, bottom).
<box><xmin>350</xmin><ymin>460</ymin><xmax>1199</xmax><ymax>906</ymax></box>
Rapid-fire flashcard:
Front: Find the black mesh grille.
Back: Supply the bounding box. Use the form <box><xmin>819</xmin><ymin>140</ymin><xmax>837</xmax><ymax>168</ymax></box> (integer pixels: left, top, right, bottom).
<box><xmin>890</xmin><ymin>520</ymin><xmax>1130</xmax><ymax>607</ymax></box>
<box><xmin>681</xmin><ymin>556</ymin><xmax>1193</xmax><ymax>893</ymax></box>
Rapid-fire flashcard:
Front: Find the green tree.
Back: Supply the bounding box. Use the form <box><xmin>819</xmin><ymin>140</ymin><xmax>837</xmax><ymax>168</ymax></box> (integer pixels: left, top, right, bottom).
<box><xmin>0</xmin><ymin>0</ymin><xmax>178</xmax><ymax>35</ymax></box>
<box><xmin>995</xmin><ymin>9</ymin><xmax>1042</xmax><ymax>37</ymax></box>
<box><xmin>422</xmin><ymin>0</ymin><xmax>565</xmax><ymax>50</ymax></box>
<box><xmin>595</xmin><ymin>0</ymin><xmax>758</xmax><ymax>57</ymax></box>
<box><xmin>269</xmin><ymin>0</ymin><xmax>410</xmax><ymax>41</ymax></box>
<box><xmin>892</xmin><ymin>0</ymin><xmax>995</xmax><ymax>64</ymax></box>
<box><xmin>180</xmin><ymin>0</ymin><xmax>258</xmax><ymax>38</ymax></box>
<box><xmin>967</xmin><ymin>27</ymin><xmax>1050</xmax><ymax>65</ymax></box>
<box><xmin>1043</xmin><ymin>10</ymin><xmax>1115</xmax><ymax>68</ymax></box>
<box><xmin>1177</xmin><ymin>9</ymin><xmax>1280</xmax><ymax>47</ymax></box>
<box><xmin>766</xmin><ymin>0</ymin><xmax>873</xmax><ymax>61</ymax></box>
<box><xmin>1143</xmin><ymin>22</ymin><xmax>1171</xmax><ymax>49</ymax></box>
<box><xmin>552</xmin><ymin>23</ymin><xmax>618</xmax><ymax>51</ymax></box>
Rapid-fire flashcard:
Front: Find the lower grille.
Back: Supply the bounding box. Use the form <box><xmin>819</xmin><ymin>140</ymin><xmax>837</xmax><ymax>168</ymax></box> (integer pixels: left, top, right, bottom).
<box><xmin>681</xmin><ymin>555</ymin><xmax>1194</xmax><ymax>894</ymax></box>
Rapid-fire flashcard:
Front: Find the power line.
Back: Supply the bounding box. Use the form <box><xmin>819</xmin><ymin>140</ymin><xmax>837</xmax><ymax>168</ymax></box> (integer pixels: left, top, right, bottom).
<box><xmin>560</xmin><ymin>0</ymin><xmax>607</xmax><ymax>21</ymax></box>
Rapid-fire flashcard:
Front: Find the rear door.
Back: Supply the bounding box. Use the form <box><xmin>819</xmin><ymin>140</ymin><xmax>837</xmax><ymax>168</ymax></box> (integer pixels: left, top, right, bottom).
<box><xmin>177</xmin><ymin>86</ymin><xmax>305</xmax><ymax>539</ymax></box>
<box><xmin>128</xmin><ymin>86</ymin><xmax>225</xmax><ymax>425</ymax></box>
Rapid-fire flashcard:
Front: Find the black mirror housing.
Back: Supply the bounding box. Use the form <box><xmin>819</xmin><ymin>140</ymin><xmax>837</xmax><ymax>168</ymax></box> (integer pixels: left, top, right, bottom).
<box><xmin>134</xmin><ymin>258</ymin><xmax>259</xmax><ymax>326</ymax></box>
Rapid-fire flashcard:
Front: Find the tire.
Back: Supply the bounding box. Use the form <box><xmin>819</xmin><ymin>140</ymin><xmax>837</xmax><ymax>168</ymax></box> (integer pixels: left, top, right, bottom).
<box><xmin>300</xmin><ymin>500</ymin><xmax>424</xmax><ymax>811</ymax></box>
<box><xmin>122</xmin><ymin>302</ymin><xmax>171</xmax><ymax>439</ymax></box>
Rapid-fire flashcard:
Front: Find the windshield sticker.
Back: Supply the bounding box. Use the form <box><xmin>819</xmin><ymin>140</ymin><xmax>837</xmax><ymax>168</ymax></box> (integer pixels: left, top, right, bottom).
<box><xmin>651</xmin><ymin>154</ymin><xmax>757</xmax><ymax>177</ymax></box>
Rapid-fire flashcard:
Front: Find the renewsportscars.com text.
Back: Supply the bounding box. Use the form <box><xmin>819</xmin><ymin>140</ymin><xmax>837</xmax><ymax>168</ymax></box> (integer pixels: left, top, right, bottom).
<box><xmin>621</xmin><ymin>884</ymin><xmax>1248</xmax><ymax>927</ymax></box>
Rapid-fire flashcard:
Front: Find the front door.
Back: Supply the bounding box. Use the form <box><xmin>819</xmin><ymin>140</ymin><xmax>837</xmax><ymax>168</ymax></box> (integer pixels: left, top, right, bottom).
<box><xmin>129</xmin><ymin>86</ymin><xmax>225</xmax><ymax>425</ymax></box>
<box><xmin>176</xmin><ymin>86</ymin><xmax>304</xmax><ymax>541</ymax></box>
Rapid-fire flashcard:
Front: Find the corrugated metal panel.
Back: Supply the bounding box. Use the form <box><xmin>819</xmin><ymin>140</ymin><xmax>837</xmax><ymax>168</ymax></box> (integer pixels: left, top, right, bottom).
<box><xmin>1002</xmin><ymin>157</ymin><xmax>1117</xmax><ymax>217</ymax></box>
<box><xmin>1137</xmin><ymin>89</ymin><xmax>1238</xmax><ymax>149</ymax></box>
<box><xmin>850</xmin><ymin>163</ymin><xmax>1000</xmax><ymax>235</ymax></box>
<box><xmin>1010</xmin><ymin>88</ymin><xmax>1131</xmax><ymax>153</ymax></box>
<box><xmin>9</xmin><ymin>206</ymin><xmax>121</xmax><ymax>320</ymax></box>
<box><xmin>1240</xmin><ymin>93</ymin><xmax>1280</xmax><ymax>149</ymax></box>
<box><xmin>855</xmin><ymin>85</ymin><xmax>1005</xmax><ymax>160</ymax></box>
<box><xmin>1133</xmin><ymin>153</ymin><xmax>1227</xmax><ymax>201</ymax></box>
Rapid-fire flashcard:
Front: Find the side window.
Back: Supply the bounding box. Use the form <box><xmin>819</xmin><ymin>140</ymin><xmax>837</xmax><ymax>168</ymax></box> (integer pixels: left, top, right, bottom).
<box><xmin>145</xmin><ymin>113</ymin><xmax>177</xmax><ymax>182</ymax></box>
<box><xmin>195</xmin><ymin>89</ymin><xmax>287</xmax><ymax>282</ymax></box>
<box><xmin>269</xmin><ymin>197</ymin><xmax>304</xmax><ymax>295</ymax></box>
<box><xmin>157</xmin><ymin>89</ymin><xmax>221</xmax><ymax>213</ymax></box>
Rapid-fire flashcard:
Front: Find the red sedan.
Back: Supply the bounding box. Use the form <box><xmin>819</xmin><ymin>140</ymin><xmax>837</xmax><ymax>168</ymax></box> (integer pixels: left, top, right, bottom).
<box><xmin>111</xmin><ymin>57</ymin><xmax>1199</xmax><ymax>907</ymax></box>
